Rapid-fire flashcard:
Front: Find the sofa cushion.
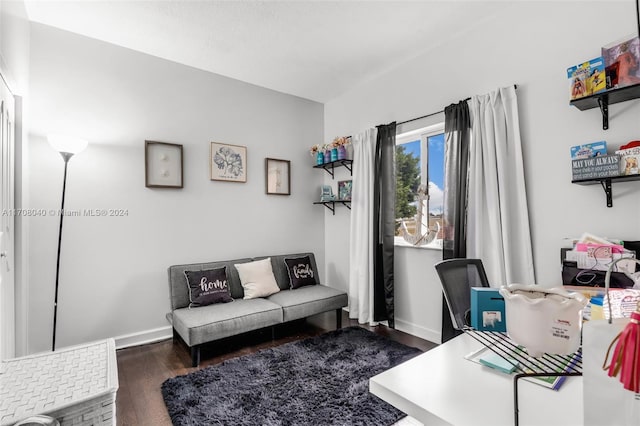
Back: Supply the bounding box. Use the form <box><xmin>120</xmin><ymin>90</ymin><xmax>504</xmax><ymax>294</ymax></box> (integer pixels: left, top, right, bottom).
<box><xmin>172</xmin><ymin>298</ymin><xmax>283</xmax><ymax>346</ymax></box>
<box><xmin>284</xmin><ymin>255</ymin><xmax>317</xmax><ymax>289</ymax></box>
<box><xmin>184</xmin><ymin>267</ymin><xmax>233</xmax><ymax>308</ymax></box>
<box><xmin>257</xmin><ymin>253</ymin><xmax>321</xmax><ymax>291</ymax></box>
<box><xmin>267</xmin><ymin>285</ymin><xmax>348</xmax><ymax>322</ymax></box>
<box><xmin>169</xmin><ymin>258</ymin><xmax>252</xmax><ymax>309</ymax></box>
<box><xmin>235</xmin><ymin>258</ymin><xmax>281</xmax><ymax>299</ymax></box>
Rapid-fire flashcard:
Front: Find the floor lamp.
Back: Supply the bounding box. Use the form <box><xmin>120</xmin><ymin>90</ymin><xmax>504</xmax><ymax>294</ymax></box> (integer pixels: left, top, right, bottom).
<box><xmin>48</xmin><ymin>134</ymin><xmax>88</xmax><ymax>351</ymax></box>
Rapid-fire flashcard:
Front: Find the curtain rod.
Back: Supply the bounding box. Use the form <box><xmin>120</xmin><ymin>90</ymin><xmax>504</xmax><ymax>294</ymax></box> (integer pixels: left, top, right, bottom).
<box><xmin>397</xmin><ymin>84</ymin><xmax>518</xmax><ymax>126</ymax></box>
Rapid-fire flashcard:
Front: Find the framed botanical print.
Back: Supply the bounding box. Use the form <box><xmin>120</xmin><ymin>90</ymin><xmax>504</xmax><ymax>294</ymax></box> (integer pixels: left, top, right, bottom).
<box><xmin>145</xmin><ymin>140</ymin><xmax>183</xmax><ymax>188</ymax></box>
<box><xmin>265</xmin><ymin>158</ymin><xmax>290</xmax><ymax>195</ymax></box>
<box><xmin>338</xmin><ymin>180</ymin><xmax>352</xmax><ymax>200</ymax></box>
<box><xmin>210</xmin><ymin>142</ymin><xmax>247</xmax><ymax>182</ymax></box>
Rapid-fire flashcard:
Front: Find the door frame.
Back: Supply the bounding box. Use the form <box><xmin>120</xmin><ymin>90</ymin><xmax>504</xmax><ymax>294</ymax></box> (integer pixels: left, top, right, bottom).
<box><xmin>0</xmin><ymin>71</ymin><xmax>16</xmax><ymax>359</ymax></box>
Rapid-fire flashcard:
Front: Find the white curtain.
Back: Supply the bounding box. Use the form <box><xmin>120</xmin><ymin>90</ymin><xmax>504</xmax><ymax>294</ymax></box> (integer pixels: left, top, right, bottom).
<box><xmin>467</xmin><ymin>86</ymin><xmax>535</xmax><ymax>286</ymax></box>
<box><xmin>348</xmin><ymin>127</ymin><xmax>378</xmax><ymax>324</ymax></box>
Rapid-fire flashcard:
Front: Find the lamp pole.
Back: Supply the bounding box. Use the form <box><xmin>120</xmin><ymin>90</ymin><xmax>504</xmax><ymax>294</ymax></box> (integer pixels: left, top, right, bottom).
<box><xmin>48</xmin><ymin>133</ymin><xmax>87</xmax><ymax>352</ymax></box>
<box><xmin>52</xmin><ymin>151</ymin><xmax>73</xmax><ymax>351</ymax></box>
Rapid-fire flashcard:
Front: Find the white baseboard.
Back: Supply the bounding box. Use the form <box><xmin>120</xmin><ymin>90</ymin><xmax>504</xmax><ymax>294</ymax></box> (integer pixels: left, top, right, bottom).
<box><xmin>114</xmin><ymin>325</ymin><xmax>173</xmax><ymax>350</ymax></box>
<box><xmin>395</xmin><ymin>318</ymin><xmax>441</xmax><ymax>344</ymax></box>
<box><xmin>112</xmin><ymin>313</ymin><xmax>439</xmax><ymax>350</ymax></box>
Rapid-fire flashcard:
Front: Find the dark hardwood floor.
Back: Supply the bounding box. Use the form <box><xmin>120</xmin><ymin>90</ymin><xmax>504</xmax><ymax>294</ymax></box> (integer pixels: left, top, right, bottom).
<box><xmin>115</xmin><ymin>310</ymin><xmax>438</xmax><ymax>426</ymax></box>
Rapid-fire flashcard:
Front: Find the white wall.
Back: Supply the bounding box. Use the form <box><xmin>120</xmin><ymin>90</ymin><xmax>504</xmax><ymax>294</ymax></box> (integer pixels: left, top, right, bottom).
<box><xmin>325</xmin><ymin>2</ymin><xmax>640</xmax><ymax>344</ymax></box>
<box><xmin>0</xmin><ymin>0</ymin><xmax>30</xmax><ymax>93</ymax></box>
<box><xmin>26</xmin><ymin>23</ymin><xmax>325</xmax><ymax>353</ymax></box>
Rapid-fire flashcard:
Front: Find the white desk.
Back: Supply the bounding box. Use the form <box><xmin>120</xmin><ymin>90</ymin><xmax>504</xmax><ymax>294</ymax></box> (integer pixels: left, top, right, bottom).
<box><xmin>370</xmin><ymin>334</ymin><xmax>583</xmax><ymax>426</ymax></box>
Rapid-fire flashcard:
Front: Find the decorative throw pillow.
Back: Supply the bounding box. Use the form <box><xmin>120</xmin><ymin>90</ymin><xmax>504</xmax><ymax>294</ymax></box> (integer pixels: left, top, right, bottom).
<box><xmin>284</xmin><ymin>256</ymin><xmax>317</xmax><ymax>289</ymax></box>
<box><xmin>234</xmin><ymin>258</ymin><xmax>281</xmax><ymax>299</ymax></box>
<box><xmin>184</xmin><ymin>267</ymin><xmax>233</xmax><ymax>308</ymax></box>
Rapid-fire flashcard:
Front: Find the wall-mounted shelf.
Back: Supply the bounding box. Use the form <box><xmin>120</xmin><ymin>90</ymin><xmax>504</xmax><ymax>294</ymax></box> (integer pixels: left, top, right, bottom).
<box><xmin>572</xmin><ymin>174</ymin><xmax>640</xmax><ymax>207</ymax></box>
<box><xmin>313</xmin><ymin>200</ymin><xmax>351</xmax><ymax>215</ymax></box>
<box><xmin>313</xmin><ymin>159</ymin><xmax>353</xmax><ymax>178</ymax></box>
<box><xmin>570</xmin><ymin>83</ymin><xmax>640</xmax><ymax>130</ymax></box>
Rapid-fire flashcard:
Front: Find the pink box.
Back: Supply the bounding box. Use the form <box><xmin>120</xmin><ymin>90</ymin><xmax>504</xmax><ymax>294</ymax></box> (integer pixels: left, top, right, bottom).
<box><xmin>575</xmin><ymin>242</ymin><xmax>624</xmax><ymax>254</ymax></box>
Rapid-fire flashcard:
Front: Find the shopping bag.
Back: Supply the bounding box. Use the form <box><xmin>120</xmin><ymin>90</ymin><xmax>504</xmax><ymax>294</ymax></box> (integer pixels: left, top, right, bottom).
<box><xmin>583</xmin><ymin>318</ymin><xmax>640</xmax><ymax>426</ymax></box>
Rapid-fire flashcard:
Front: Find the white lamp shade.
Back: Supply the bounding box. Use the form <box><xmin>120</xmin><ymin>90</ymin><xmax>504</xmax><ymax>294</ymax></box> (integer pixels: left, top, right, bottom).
<box><xmin>47</xmin><ymin>134</ymin><xmax>88</xmax><ymax>154</ymax></box>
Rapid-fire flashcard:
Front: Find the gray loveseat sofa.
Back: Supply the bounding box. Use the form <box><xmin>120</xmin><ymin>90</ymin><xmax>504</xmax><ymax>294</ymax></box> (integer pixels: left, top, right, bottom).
<box><xmin>167</xmin><ymin>252</ymin><xmax>348</xmax><ymax>367</ymax></box>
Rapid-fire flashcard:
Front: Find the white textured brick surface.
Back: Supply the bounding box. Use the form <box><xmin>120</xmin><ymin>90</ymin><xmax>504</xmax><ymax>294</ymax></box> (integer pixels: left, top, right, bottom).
<box><xmin>0</xmin><ymin>339</ymin><xmax>118</xmax><ymax>426</ymax></box>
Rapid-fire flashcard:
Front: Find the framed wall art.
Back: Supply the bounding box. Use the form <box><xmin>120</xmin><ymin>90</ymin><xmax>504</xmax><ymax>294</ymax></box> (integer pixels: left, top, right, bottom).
<box><xmin>145</xmin><ymin>140</ymin><xmax>183</xmax><ymax>188</ymax></box>
<box><xmin>265</xmin><ymin>158</ymin><xmax>290</xmax><ymax>195</ymax></box>
<box><xmin>338</xmin><ymin>180</ymin><xmax>352</xmax><ymax>200</ymax></box>
<box><xmin>210</xmin><ymin>142</ymin><xmax>247</xmax><ymax>182</ymax></box>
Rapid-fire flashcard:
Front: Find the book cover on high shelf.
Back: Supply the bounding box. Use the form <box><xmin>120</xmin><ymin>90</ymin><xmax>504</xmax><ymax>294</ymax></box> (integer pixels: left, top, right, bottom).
<box><xmin>567</xmin><ymin>62</ymin><xmax>589</xmax><ymax>100</ymax></box>
<box><xmin>586</xmin><ymin>57</ymin><xmax>606</xmax><ymax>95</ymax></box>
<box><xmin>567</xmin><ymin>57</ymin><xmax>607</xmax><ymax>100</ymax></box>
<box><xmin>602</xmin><ymin>34</ymin><xmax>640</xmax><ymax>88</ymax></box>
<box><xmin>570</xmin><ymin>141</ymin><xmax>607</xmax><ymax>159</ymax></box>
<box><xmin>465</xmin><ymin>345</ymin><xmax>580</xmax><ymax>391</ymax></box>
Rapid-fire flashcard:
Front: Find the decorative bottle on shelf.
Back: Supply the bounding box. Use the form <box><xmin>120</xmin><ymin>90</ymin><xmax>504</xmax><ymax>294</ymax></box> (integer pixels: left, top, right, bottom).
<box><xmin>316</xmin><ymin>151</ymin><xmax>324</xmax><ymax>165</ymax></box>
<box><xmin>331</xmin><ymin>148</ymin><xmax>338</xmax><ymax>162</ymax></box>
<box><xmin>324</xmin><ymin>150</ymin><xmax>331</xmax><ymax>164</ymax></box>
<box><xmin>337</xmin><ymin>145</ymin><xmax>347</xmax><ymax>160</ymax></box>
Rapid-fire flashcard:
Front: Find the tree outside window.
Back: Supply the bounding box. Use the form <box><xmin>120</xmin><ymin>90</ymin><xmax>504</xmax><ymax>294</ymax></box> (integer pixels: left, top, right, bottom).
<box><xmin>395</xmin><ymin>124</ymin><xmax>444</xmax><ymax>248</ymax></box>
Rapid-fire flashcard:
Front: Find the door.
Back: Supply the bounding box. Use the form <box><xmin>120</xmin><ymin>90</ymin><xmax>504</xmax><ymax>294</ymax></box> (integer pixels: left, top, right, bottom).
<box><xmin>0</xmin><ymin>74</ymin><xmax>16</xmax><ymax>360</ymax></box>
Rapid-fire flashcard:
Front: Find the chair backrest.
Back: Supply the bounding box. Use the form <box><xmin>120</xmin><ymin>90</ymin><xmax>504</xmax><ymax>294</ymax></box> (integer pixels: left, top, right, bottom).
<box><xmin>434</xmin><ymin>258</ymin><xmax>490</xmax><ymax>330</ymax></box>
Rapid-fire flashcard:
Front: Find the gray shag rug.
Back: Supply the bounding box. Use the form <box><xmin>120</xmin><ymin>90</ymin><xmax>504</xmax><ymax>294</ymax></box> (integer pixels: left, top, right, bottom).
<box><xmin>161</xmin><ymin>326</ymin><xmax>422</xmax><ymax>426</ymax></box>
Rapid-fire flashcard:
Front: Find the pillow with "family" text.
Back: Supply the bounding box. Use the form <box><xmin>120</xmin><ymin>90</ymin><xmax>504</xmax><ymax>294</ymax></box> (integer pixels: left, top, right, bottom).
<box><xmin>284</xmin><ymin>256</ymin><xmax>317</xmax><ymax>289</ymax></box>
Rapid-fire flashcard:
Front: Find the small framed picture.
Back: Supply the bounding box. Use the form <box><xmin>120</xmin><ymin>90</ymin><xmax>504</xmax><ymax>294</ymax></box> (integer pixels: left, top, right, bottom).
<box><xmin>145</xmin><ymin>141</ymin><xmax>183</xmax><ymax>188</ymax></box>
<box><xmin>265</xmin><ymin>158</ymin><xmax>290</xmax><ymax>195</ymax></box>
<box><xmin>320</xmin><ymin>185</ymin><xmax>335</xmax><ymax>201</ymax></box>
<box><xmin>338</xmin><ymin>180</ymin><xmax>352</xmax><ymax>200</ymax></box>
<box><xmin>210</xmin><ymin>142</ymin><xmax>247</xmax><ymax>182</ymax></box>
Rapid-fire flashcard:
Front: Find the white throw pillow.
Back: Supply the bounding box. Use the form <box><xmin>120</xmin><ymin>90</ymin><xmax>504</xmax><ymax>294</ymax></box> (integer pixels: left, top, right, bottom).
<box><xmin>234</xmin><ymin>258</ymin><xmax>281</xmax><ymax>299</ymax></box>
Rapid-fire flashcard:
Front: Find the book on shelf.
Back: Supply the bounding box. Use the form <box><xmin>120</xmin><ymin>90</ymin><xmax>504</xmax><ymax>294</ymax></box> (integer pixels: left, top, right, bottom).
<box><xmin>602</xmin><ymin>34</ymin><xmax>640</xmax><ymax>89</ymax></box>
<box><xmin>567</xmin><ymin>57</ymin><xmax>607</xmax><ymax>100</ymax></box>
<box><xmin>465</xmin><ymin>345</ymin><xmax>580</xmax><ymax>391</ymax></box>
<box><xmin>567</xmin><ymin>62</ymin><xmax>589</xmax><ymax>100</ymax></box>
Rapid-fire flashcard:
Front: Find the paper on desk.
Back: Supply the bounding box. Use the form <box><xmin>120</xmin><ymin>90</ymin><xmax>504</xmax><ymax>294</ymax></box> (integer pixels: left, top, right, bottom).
<box><xmin>478</xmin><ymin>352</ymin><xmax>518</xmax><ymax>374</ymax></box>
<box><xmin>465</xmin><ymin>346</ymin><xmax>518</xmax><ymax>373</ymax></box>
<box><xmin>465</xmin><ymin>346</ymin><xmax>577</xmax><ymax>390</ymax></box>
<box><xmin>565</xmin><ymin>250</ymin><xmax>636</xmax><ymax>273</ymax></box>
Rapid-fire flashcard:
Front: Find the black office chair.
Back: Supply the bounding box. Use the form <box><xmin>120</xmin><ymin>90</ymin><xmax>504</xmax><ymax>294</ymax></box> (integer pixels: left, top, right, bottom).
<box><xmin>435</xmin><ymin>258</ymin><xmax>490</xmax><ymax>330</ymax></box>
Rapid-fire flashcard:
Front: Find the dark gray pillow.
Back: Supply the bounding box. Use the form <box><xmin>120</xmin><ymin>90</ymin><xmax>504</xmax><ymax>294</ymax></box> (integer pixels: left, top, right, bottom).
<box><xmin>184</xmin><ymin>267</ymin><xmax>233</xmax><ymax>307</ymax></box>
<box><xmin>284</xmin><ymin>256</ymin><xmax>316</xmax><ymax>289</ymax></box>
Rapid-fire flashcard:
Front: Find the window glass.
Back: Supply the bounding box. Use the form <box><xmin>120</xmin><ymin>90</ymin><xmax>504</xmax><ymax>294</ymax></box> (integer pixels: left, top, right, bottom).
<box><xmin>395</xmin><ymin>124</ymin><xmax>444</xmax><ymax>249</ymax></box>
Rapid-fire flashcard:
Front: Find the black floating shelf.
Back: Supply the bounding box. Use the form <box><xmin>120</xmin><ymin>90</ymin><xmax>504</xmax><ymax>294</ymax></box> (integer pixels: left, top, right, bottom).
<box><xmin>313</xmin><ymin>159</ymin><xmax>353</xmax><ymax>178</ymax></box>
<box><xmin>572</xmin><ymin>174</ymin><xmax>640</xmax><ymax>207</ymax></box>
<box><xmin>570</xmin><ymin>83</ymin><xmax>640</xmax><ymax>130</ymax></box>
<box><xmin>313</xmin><ymin>200</ymin><xmax>351</xmax><ymax>215</ymax></box>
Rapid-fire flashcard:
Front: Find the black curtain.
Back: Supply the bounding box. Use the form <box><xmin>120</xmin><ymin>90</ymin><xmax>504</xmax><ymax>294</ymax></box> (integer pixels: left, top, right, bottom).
<box><xmin>441</xmin><ymin>101</ymin><xmax>471</xmax><ymax>342</ymax></box>
<box><xmin>373</xmin><ymin>122</ymin><xmax>396</xmax><ymax>327</ymax></box>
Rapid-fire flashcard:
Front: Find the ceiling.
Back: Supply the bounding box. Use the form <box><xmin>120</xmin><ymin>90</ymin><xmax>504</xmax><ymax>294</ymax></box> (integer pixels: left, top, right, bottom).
<box><xmin>23</xmin><ymin>0</ymin><xmax>508</xmax><ymax>103</ymax></box>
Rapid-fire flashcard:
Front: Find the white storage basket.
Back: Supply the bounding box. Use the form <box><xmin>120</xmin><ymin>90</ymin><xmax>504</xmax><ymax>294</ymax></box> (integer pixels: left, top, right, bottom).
<box><xmin>0</xmin><ymin>339</ymin><xmax>118</xmax><ymax>426</ymax></box>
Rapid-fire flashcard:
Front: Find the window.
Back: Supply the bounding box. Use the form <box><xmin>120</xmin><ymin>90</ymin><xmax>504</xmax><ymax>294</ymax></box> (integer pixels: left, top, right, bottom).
<box><xmin>395</xmin><ymin>123</ymin><xmax>444</xmax><ymax>248</ymax></box>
